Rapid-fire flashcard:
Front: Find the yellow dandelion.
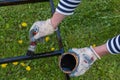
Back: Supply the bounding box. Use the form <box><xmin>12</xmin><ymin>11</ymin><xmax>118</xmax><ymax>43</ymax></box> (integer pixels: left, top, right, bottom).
<box><xmin>20</xmin><ymin>62</ymin><xmax>26</xmax><ymax>67</ymax></box>
<box><xmin>21</xmin><ymin>22</ymin><xmax>27</xmax><ymax>27</ymax></box>
<box><xmin>1</xmin><ymin>63</ymin><xmax>8</xmax><ymax>68</ymax></box>
<box><xmin>45</xmin><ymin>36</ymin><xmax>50</xmax><ymax>42</ymax></box>
<box><xmin>51</xmin><ymin>47</ymin><xmax>55</xmax><ymax>51</ymax></box>
<box><xmin>18</xmin><ymin>40</ymin><xmax>23</xmax><ymax>44</ymax></box>
<box><xmin>12</xmin><ymin>62</ymin><xmax>19</xmax><ymax>65</ymax></box>
<box><xmin>92</xmin><ymin>44</ymin><xmax>96</xmax><ymax>47</ymax></box>
<box><xmin>26</xmin><ymin>66</ymin><xmax>31</xmax><ymax>71</ymax></box>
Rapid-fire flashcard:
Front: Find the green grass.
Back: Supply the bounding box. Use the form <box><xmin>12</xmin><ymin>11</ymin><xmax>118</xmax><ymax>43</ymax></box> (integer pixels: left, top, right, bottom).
<box><xmin>0</xmin><ymin>0</ymin><xmax>120</xmax><ymax>80</ymax></box>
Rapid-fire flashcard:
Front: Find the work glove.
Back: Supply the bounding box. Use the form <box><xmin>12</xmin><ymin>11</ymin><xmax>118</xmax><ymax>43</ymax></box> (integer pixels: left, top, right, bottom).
<box><xmin>29</xmin><ymin>19</ymin><xmax>55</xmax><ymax>42</ymax></box>
<box><xmin>59</xmin><ymin>46</ymin><xmax>101</xmax><ymax>77</ymax></box>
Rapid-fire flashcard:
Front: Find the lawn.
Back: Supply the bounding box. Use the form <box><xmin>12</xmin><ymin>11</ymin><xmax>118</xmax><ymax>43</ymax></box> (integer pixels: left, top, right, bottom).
<box><xmin>0</xmin><ymin>0</ymin><xmax>120</xmax><ymax>80</ymax></box>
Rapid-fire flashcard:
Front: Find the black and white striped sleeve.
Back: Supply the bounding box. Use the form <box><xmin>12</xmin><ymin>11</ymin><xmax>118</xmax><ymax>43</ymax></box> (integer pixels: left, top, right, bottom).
<box><xmin>106</xmin><ymin>35</ymin><xmax>120</xmax><ymax>54</ymax></box>
<box><xmin>56</xmin><ymin>0</ymin><xmax>81</xmax><ymax>15</ymax></box>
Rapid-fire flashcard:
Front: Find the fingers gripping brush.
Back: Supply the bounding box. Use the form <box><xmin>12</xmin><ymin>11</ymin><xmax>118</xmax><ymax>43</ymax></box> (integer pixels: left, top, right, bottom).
<box><xmin>27</xmin><ymin>26</ymin><xmax>38</xmax><ymax>56</ymax></box>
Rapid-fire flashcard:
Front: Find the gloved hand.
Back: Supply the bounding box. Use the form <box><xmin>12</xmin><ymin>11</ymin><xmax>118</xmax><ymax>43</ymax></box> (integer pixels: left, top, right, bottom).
<box><xmin>59</xmin><ymin>46</ymin><xmax>101</xmax><ymax>77</ymax></box>
<box><xmin>29</xmin><ymin>19</ymin><xmax>55</xmax><ymax>42</ymax></box>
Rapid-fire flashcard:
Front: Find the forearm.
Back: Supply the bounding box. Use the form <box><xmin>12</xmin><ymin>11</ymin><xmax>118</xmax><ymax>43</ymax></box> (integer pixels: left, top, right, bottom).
<box><xmin>93</xmin><ymin>44</ymin><xmax>109</xmax><ymax>57</ymax></box>
<box><xmin>51</xmin><ymin>12</ymin><xmax>66</xmax><ymax>29</ymax></box>
<box><xmin>93</xmin><ymin>34</ymin><xmax>120</xmax><ymax>57</ymax></box>
<box><xmin>51</xmin><ymin>0</ymin><xmax>81</xmax><ymax>28</ymax></box>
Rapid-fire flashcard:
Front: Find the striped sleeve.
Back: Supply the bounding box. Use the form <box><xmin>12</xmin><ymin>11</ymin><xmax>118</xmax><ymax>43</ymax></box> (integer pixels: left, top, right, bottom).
<box><xmin>106</xmin><ymin>34</ymin><xmax>120</xmax><ymax>54</ymax></box>
<box><xmin>56</xmin><ymin>0</ymin><xmax>81</xmax><ymax>15</ymax></box>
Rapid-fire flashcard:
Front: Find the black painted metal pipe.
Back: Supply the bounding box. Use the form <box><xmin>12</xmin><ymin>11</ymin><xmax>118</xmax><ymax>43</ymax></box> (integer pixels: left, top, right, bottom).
<box><xmin>49</xmin><ymin>0</ymin><xmax>64</xmax><ymax>50</ymax></box>
<box><xmin>0</xmin><ymin>50</ymin><xmax>63</xmax><ymax>64</ymax></box>
<box><xmin>0</xmin><ymin>0</ymin><xmax>49</xmax><ymax>7</ymax></box>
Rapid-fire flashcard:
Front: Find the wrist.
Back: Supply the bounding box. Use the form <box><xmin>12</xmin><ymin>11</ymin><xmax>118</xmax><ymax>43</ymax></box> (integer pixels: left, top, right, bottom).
<box><xmin>51</xmin><ymin>12</ymin><xmax>66</xmax><ymax>29</ymax></box>
<box><xmin>50</xmin><ymin>18</ymin><xmax>57</xmax><ymax>29</ymax></box>
<box><xmin>90</xmin><ymin>46</ymin><xmax>101</xmax><ymax>59</ymax></box>
<box><xmin>92</xmin><ymin>44</ymin><xmax>109</xmax><ymax>57</ymax></box>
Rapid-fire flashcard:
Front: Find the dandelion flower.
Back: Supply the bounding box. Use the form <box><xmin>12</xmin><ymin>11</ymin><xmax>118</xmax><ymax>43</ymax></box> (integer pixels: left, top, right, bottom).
<box><xmin>18</xmin><ymin>40</ymin><xmax>23</xmax><ymax>44</ymax></box>
<box><xmin>26</xmin><ymin>66</ymin><xmax>31</xmax><ymax>71</ymax></box>
<box><xmin>45</xmin><ymin>36</ymin><xmax>50</xmax><ymax>42</ymax></box>
<box><xmin>12</xmin><ymin>62</ymin><xmax>19</xmax><ymax>65</ymax></box>
<box><xmin>1</xmin><ymin>63</ymin><xmax>8</xmax><ymax>68</ymax></box>
<box><xmin>20</xmin><ymin>62</ymin><xmax>26</xmax><ymax>67</ymax></box>
<box><xmin>92</xmin><ymin>44</ymin><xmax>96</xmax><ymax>47</ymax></box>
<box><xmin>51</xmin><ymin>47</ymin><xmax>55</xmax><ymax>51</ymax></box>
<box><xmin>21</xmin><ymin>22</ymin><xmax>27</xmax><ymax>27</ymax></box>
